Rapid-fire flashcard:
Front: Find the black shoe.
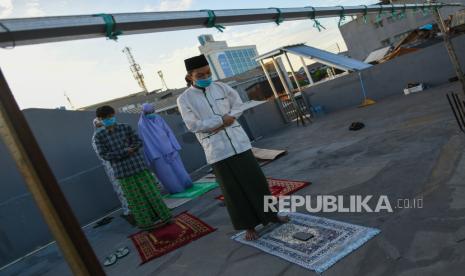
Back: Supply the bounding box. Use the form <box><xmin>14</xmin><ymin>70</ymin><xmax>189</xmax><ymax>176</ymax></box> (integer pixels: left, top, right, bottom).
<box><xmin>349</xmin><ymin>122</ymin><xmax>365</xmax><ymax>131</ymax></box>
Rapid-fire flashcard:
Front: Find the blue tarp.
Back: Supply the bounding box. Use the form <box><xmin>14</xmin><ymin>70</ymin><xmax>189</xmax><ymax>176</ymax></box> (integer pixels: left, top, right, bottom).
<box><xmin>419</xmin><ymin>23</ymin><xmax>433</xmax><ymax>30</ymax></box>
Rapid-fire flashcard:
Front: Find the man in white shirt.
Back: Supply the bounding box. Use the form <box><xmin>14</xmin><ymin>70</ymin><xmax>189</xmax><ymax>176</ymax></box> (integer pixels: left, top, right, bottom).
<box><xmin>177</xmin><ymin>54</ymin><xmax>288</xmax><ymax>240</ymax></box>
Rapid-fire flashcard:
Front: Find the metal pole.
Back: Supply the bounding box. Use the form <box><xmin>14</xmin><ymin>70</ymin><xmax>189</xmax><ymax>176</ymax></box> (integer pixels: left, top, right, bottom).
<box><xmin>271</xmin><ymin>57</ymin><xmax>292</xmax><ymax>97</ymax></box>
<box><xmin>0</xmin><ymin>3</ymin><xmax>459</xmax><ymax>47</ymax></box>
<box><xmin>284</xmin><ymin>52</ymin><xmax>303</xmax><ymax>92</ymax></box>
<box><xmin>358</xmin><ymin>71</ymin><xmax>368</xmax><ymax>100</ymax></box>
<box><xmin>430</xmin><ymin>3</ymin><xmax>465</xmax><ymax>96</ymax></box>
<box><xmin>259</xmin><ymin>60</ymin><xmax>289</xmax><ymax>123</ymax></box>
<box><xmin>300</xmin><ymin>56</ymin><xmax>314</xmax><ymax>85</ymax></box>
<box><xmin>0</xmin><ymin>69</ymin><xmax>105</xmax><ymax>276</ymax></box>
<box><xmin>259</xmin><ymin>60</ymin><xmax>279</xmax><ymax>98</ymax></box>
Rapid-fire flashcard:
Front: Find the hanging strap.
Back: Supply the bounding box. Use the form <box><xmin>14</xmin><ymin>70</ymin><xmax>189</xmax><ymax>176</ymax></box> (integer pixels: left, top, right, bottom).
<box><xmin>93</xmin><ymin>13</ymin><xmax>122</xmax><ymax>41</ymax></box>
<box><xmin>429</xmin><ymin>2</ymin><xmax>440</xmax><ymax>12</ymax></box>
<box><xmin>362</xmin><ymin>5</ymin><xmax>368</xmax><ymax>24</ymax></box>
<box><xmin>376</xmin><ymin>4</ymin><xmax>384</xmax><ymax>23</ymax></box>
<box><xmin>337</xmin><ymin>6</ymin><xmax>346</xmax><ymax>27</ymax></box>
<box><xmin>421</xmin><ymin>4</ymin><xmax>429</xmax><ymax>16</ymax></box>
<box><xmin>398</xmin><ymin>4</ymin><xmax>407</xmax><ymax>19</ymax></box>
<box><xmin>202</xmin><ymin>10</ymin><xmax>225</xmax><ymax>32</ymax></box>
<box><xmin>391</xmin><ymin>4</ymin><xmax>398</xmax><ymax>20</ymax></box>
<box><xmin>307</xmin><ymin>6</ymin><xmax>326</xmax><ymax>32</ymax></box>
<box><xmin>269</xmin><ymin>7</ymin><xmax>284</xmax><ymax>25</ymax></box>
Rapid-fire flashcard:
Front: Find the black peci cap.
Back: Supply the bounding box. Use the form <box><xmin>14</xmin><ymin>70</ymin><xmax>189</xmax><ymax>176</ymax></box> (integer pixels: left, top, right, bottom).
<box><xmin>184</xmin><ymin>54</ymin><xmax>209</xmax><ymax>71</ymax></box>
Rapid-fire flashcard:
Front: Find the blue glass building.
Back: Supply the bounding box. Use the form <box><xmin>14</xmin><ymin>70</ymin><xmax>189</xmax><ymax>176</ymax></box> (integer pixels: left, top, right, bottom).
<box><xmin>198</xmin><ymin>34</ymin><xmax>259</xmax><ymax>80</ymax></box>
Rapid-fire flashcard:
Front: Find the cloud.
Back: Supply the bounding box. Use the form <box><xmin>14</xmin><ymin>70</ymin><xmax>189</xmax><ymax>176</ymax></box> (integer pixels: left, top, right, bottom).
<box><xmin>144</xmin><ymin>0</ymin><xmax>193</xmax><ymax>12</ymax></box>
<box><xmin>0</xmin><ymin>42</ymin><xmax>141</xmax><ymax>109</ymax></box>
<box><xmin>144</xmin><ymin>45</ymin><xmax>199</xmax><ymax>89</ymax></box>
<box><xmin>215</xmin><ymin>19</ymin><xmax>346</xmax><ymax>55</ymax></box>
<box><xmin>25</xmin><ymin>0</ymin><xmax>45</xmax><ymax>17</ymax></box>
<box><xmin>0</xmin><ymin>0</ymin><xmax>13</xmax><ymax>18</ymax></box>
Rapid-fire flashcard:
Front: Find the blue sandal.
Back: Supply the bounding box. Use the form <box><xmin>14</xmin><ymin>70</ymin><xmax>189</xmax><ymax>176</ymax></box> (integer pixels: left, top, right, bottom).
<box><xmin>115</xmin><ymin>247</ymin><xmax>130</xmax><ymax>259</ymax></box>
<box><xmin>103</xmin><ymin>254</ymin><xmax>117</xmax><ymax>267</ymax></box>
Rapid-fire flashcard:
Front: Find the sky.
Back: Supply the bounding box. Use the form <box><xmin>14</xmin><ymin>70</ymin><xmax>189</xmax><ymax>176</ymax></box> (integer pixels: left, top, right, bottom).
<box><xmin>0</xmin><ymin>0</ymin><xmax>378</xmax><ymax>110</ymax></box>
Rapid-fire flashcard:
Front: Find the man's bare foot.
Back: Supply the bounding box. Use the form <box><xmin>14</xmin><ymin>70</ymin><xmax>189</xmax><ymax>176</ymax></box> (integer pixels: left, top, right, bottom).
<box><xmin>245</xmin><ymin>229</ymin><xmax>259</xmax><ymax>241</ymax></box>
<box><xmin>277</xmin><ymin>215</ymin><xmax>290</xmax><ymax>223</ymax></box>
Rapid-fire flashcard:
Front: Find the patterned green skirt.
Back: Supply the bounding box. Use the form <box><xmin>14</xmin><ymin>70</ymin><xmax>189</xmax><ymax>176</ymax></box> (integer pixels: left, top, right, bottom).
<box><xmin>119</xmin><ymin>170</ymin><xmax>171</xmax><ymax>230</ymax></box>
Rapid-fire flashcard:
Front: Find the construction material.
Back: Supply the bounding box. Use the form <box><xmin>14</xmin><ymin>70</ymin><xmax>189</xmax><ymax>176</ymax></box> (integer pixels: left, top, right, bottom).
<box><xmin>404</xmin><ymin>83</ymin><xmax>425</xmax><ymax>95</ymax></box>
<box><xmin>251</xmin><ymin>147</ymin><xmax>287</xmax><ymax>161</ymax></box>
<box><xmin>431</xmin><ymin>2</ymin><xmax>465</xmax><ymax>96</ymax></box>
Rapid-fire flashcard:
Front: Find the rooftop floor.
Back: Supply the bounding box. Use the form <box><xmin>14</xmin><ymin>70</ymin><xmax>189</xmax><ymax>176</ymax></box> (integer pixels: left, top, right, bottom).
<box><xmin>2</xmin><ymin>82</ymin><xmax>465</xmax><ymax>276</ymax></box>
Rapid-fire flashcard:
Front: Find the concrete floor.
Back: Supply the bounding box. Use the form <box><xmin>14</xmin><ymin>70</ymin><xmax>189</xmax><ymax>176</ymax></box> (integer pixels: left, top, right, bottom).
<box><xmin>2</xmin><ymin>82</ymin><xmax>465</xmax><ymax>276</ymax></box>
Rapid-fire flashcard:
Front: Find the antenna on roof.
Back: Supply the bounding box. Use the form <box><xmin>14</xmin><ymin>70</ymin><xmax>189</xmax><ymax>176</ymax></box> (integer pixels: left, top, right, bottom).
<box><xmin>64</xmin><ymin>91</ymin><xmax>75</xmax><ymax>110</ymax></box>
<box><xmin>157</xmin><ymin>70</ymin><xmax>169</xmax><ymax>91</ymax></box>
<box><xmin>122</xmin><ymin>47</ymin><xmax>149</xmax><ymax>95</ymax></box>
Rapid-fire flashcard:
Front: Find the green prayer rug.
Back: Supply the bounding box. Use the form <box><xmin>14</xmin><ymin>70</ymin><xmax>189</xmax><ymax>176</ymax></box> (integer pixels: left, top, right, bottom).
<box><xmin>164</xmin><ymin>182</ymin><xmax>218</xmax><ymax>199</ymax></box>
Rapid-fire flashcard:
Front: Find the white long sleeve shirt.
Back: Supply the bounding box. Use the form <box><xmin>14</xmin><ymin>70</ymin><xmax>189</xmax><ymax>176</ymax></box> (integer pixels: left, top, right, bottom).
<box><xmin>177</xmin><ymin>82</ymin><xmax>252</xmax><ymax>164</ymax></box>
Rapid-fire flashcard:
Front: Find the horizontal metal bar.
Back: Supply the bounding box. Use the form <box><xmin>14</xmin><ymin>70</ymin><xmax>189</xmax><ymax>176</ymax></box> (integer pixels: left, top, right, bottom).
<box><xmin>0</xmin><ymin>3</ymin><xmax>461</xmax><ymax>47</ymax></box>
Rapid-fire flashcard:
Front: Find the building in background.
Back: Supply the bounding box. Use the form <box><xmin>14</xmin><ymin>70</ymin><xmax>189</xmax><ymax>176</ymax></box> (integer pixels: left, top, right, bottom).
<box><xmin>339</xmin><ymin>0</ymin><xmax>465</xmax><ymax>60</ymax></box>
<box><xmin>79</xmin><ymin>88</ymin><xmax>183</xmax><ymax>115</ymax></box>
<box><xmin>198</xmin><ymin>34</ymin><xmax>259</xmax><ymax>80</ymax></box>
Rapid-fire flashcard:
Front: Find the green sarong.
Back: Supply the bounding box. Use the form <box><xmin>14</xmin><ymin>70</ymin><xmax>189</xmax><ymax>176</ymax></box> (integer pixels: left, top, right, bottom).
<box><xmin>119</xmin><ymin>170</ymin><xmax>171</xmax><ymax>229</ymax></box>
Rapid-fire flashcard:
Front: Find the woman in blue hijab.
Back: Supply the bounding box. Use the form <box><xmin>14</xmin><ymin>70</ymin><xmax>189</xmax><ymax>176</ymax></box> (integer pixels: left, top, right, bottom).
<box><xmin>138</xmin><ymin>103</ymin><xmax>193</xmax><ymax>194</ymax></box>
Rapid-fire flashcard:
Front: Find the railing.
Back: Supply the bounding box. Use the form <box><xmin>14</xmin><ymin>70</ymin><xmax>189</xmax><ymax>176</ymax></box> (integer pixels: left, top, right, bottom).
<box><xmin>278</xmin><ymin>92</ymin><xmax>311</xmax><ymax>122</ymax></box>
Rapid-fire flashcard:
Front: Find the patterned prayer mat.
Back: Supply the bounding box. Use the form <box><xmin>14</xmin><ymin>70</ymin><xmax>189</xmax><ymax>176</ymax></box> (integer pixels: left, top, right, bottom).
<box><xmin>130</xmin><ymin>212</ymin><xmax>216</xmax><ymax>264</ymax></box>
<box><xmin>164</xmin><ymin>182</ymin><xmax>218</xmax><ymax>199</ymax></box>
<box><xmin>216</xmin><ymin>178</ymin><xmax>309</xmax><ymax>201</ymax></box>
<box><xmin>231</xmin><ymin>212</ymin><xmax>380</xmax><ymax>273</ymax></box>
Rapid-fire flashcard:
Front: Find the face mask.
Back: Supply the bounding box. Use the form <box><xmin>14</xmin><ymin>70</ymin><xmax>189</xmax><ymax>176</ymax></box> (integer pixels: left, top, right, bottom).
<box><xmin>102</xmin><ymin>117</ymin><xmax>116</xmax><ymax>127</ymax></box>
<box><xmin>195</xmin><ymin>76</ymin><xmax>213</xmax><ymax>88</ymax></box>
<box><xmin>145</xmin><ymin>113</ymin><xmax>157</xmax><ymax>119</ymax></box>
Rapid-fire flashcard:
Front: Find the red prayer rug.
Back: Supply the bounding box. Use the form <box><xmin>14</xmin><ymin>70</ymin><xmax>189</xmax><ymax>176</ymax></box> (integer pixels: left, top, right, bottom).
<box><xmin>215</xmin><ymin>178</ymin><xmax>310</xmax><ymax>201</ymax></box>
<box><xmin>129</xmin><ymin>212</ymin><xmax>216</xmax><ymax>264</ymax></box>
